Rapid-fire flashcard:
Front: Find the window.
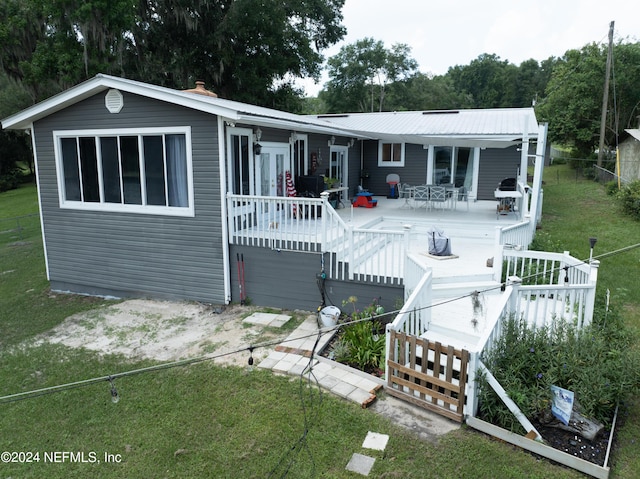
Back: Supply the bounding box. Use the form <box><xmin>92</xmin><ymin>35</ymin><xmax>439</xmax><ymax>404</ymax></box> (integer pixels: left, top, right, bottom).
<box><xmin>378</xmin><ymin>141</ymin><xmax>405</xmax><ymax>167</ymax></box>
<box><xmin>54</xmin><ymin>127</ymin><xmax>193</xmax><ymax>216</ymax></box>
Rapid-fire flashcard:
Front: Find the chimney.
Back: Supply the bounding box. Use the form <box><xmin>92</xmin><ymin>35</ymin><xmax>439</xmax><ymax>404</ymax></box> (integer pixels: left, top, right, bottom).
<box><xmin>183</xmin><ymin>80</ymin><xmax>218</xmax><ymax>98</ymax></box>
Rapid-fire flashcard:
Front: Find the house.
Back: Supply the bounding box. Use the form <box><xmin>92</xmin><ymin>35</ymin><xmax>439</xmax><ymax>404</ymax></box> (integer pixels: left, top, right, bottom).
<box><xmin>2</xmin><ymin>74</ymin><xmax>544</xmax><ymax>311</ymax></box>
<box><xmin>4</xmin><ymin>76</ymin><xmax>604</xmax><ymax>473</ymax></box>
<box><xmin>618</xmin><ymin>129</ymin><xmax>640</xmax><ymax>182</ymax></box>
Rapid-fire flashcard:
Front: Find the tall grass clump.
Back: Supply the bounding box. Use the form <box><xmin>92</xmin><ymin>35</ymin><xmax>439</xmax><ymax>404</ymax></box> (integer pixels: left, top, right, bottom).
<box><xmin>478</xmin><ymin>301</ymin><xmax>640</xmax><ymax>433</ymax></box>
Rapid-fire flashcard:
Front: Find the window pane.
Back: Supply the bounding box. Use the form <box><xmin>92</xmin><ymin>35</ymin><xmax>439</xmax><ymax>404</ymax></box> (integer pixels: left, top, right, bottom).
<box><xmin>166</xmin><ymin>134</ymin><xmax>188</xmax><ymax>207</ymax></box>
<box><xmin>392</xmin><ymin>144</ymin><xmax>401</xmax><ymax>162</ymax></box>
<box><xmin>120</xmin><ymin>136</ymin><xmax>142</xmax><ymax>204</ymax></box>
<box><xmin>79</xmin><ymin>137</ymin><xmax>99</xmax><ymax>202</ymax></box>
<box><xmin>60</xmin><ymin>138</ymin><xmax>81</xmax><ymax>201</ymax></box>
<box><xmin>144</xmin><ymin>136</ymin><xmax>166</xmax><ymax>206</ymax></box>
<box><xmin>100</xmin><ymin>137</ymin><xmax>122</xmax><ymax>203</ymax></box>
<box><xmin>382</xmin><ymin>143</ymin><xmax>392</xmax><ymax>162</ymax></box>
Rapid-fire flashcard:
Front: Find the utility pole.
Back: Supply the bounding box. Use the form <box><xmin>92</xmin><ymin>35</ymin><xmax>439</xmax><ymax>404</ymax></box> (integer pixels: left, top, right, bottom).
<box><xmin>597</xmin><ymin>21</ymin><xmax>615</xmax><ymax>167</ymax></box>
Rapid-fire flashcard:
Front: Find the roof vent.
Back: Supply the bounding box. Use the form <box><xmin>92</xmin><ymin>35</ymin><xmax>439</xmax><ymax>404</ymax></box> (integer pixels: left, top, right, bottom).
<box><xmin>183</xmin><ymin>81</ymin><xmax>218</xmax><ymax>97</ymax></box>
<box><xmin>105</xmin><ymin>89</ymin><xmax>123</xmax><ymax>113</ymax></box>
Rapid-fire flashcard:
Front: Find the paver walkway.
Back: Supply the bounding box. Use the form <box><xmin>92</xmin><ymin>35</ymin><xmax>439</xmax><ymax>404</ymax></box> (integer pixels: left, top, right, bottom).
<box><xmin>258</xmin><ymin>314</ymin><xmax>384</xmax><ymax>407</ymax></box>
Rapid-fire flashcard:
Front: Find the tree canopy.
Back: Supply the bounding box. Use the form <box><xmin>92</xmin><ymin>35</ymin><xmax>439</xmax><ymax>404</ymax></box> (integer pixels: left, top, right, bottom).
<box><xmin>536</xmin><ymin>41</ymin><xmax>640</xmax><ymax>157</ymax></box>
<box><xmin>0</xmin><ymin>0</ymin><xmax>346</xmax><ymax>109</ymax></box>
<box><xmin>321</xmin><ymin>37</ymin><xmax>418</xmax><ymax>113</ymax></box>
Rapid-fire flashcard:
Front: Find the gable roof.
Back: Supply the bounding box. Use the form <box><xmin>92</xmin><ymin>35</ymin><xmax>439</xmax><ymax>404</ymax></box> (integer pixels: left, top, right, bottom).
<box><xmin>3</xmin><ymin>74</ymin><xmax>539</xmax><ymax>149</ymax></box>
<box><xmin>1</xmin><ymin>74</ymin><xmax>368</xmax><ymax>138</ymax></box>
<box><xmin>623</xmin><ymin>129</ymin><xmax>640</xmax><ymax>142</ymax></box>
<box><xmin>312</xmin><ymin>108</ymin><xmax>539</xmax><ymax>148</ymax></box>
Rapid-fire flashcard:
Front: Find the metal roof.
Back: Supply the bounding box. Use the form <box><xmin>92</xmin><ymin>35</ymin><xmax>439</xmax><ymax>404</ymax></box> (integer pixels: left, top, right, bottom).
<box><xmin>1</xmin><ymin>74</ymin><xmax>370</xmax><ymax>138</ymax></box>
<box><xmin>312</xmin><ymin>108</ymin><xmax>539</xmax><ymax>148</ymax></box>
<box><xmin>624</xmin><ymin>129</ymin><xmax>640</xmax><ymax>142</ymax></box>
<box><xmin>2</xmin><ymin>74</ymin><xmax>539</xmax><ymax>149</ymax></box>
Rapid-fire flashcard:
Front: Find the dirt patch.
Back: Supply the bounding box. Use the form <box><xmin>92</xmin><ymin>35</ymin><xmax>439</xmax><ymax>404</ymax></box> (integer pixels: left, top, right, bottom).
<box><xmin>35</xmin><ymin>299</ymin><xmax>309</xmax><ymax>366</ymax></box>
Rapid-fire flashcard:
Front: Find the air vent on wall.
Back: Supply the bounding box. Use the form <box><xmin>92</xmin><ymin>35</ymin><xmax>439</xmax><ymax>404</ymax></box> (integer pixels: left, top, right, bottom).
<box><xmin>105</xmin><ymin>89</ymin><xmax>123</xmax><ymax>113</ymax></box>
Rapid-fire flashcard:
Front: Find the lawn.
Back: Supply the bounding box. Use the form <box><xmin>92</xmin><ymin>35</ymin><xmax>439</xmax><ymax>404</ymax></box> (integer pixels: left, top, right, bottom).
<box><xmin>1</xmin><ymin>169</ymin><xmax>638</xmax><ymax>478</ymax></box>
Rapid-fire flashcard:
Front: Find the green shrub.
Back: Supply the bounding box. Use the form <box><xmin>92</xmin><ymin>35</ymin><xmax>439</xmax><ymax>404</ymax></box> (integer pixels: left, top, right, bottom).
<box><xmin>341</xmin><ymin>319</ymin><xmax>386</xmax><ymax>373</ymax></box>
<box><xmin>529</xmin><ymin>231</ymin><xmax>564</xmax><ymax>253</ymax></box>
<box><xmin>0</xmin><ymin>169</ymin><xmax>21</xmax><ymax>192</ymax></box>
<box><xmin>604</xmin><ymin>180</ymin><xmax>619</xmax><ymax>196</ymax></box>
<box><xmin>478</xmin><ymin>305</ymin><xmax>640</xmax><ymax>431</ymax></box>
<box><xmin>618</xmin><ymin>180</ymin><xmax>640</xmax><ymax>220</ymax></box>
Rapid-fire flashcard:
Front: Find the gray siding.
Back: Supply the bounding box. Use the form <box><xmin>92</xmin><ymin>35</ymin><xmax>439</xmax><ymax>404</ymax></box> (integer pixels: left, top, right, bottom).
<box><xmin>230</xmin><ymin>246</ymin><xmax>403</xmax><ymax>313</ymax></box>
<box><xmin>477</xmin><ymin>146</ymin><xmax>520</xmax><ymax>200</ymax></box>
<box><xmin>363</xmin><ymin>140</ymin><xmax>428</xmax><ymax>196</ymax></box>
<box><xmin>35</xmin><ymin>92</ymin><xmax>226</xmax><ymax>303</ymax></box>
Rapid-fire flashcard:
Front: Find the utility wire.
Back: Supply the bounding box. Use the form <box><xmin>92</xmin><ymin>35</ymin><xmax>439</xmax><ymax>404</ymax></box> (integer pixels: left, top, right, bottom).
<box><xmin>2</xmin><ymin>242</ymin><xmax>638</xmax><ymax>405</ymax></box>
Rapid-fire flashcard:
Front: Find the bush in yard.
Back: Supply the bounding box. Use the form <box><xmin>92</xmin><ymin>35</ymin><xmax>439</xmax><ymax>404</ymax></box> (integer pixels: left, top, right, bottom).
<box><xmin>327</xmin><ymin>297</ymin><xmax>387</xmax><ymax>376</ymax></box>
<box><xmin>478</xmin><ymin>302</ymin><xmax>640</xmax><ymax>434</ymax></box>
<box><xmin>617</xmin><ymin>180</ymin><xmax>640</xmax><ymax>221</ymax></box>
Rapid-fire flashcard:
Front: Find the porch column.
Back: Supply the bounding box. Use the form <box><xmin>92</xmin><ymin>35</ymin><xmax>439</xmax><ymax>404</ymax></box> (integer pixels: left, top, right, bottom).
<box><xmin>529</xmin><ymin>123</ymin><xmax>548</xmax><ymax>228</ymax></box>
<box><xmin>519</xmin><ymin>135</ymin><xmax>529</xmax><ymax>187</ymax></box>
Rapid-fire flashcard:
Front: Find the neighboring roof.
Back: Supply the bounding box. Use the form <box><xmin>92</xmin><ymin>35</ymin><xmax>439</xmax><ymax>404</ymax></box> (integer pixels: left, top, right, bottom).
<box><xmin>623</xmin><ymin>129</ymin><xmax>640</xmax><ymax>142</ymax></box>
<box><xmin>1</xmin><ymin>74</ymin><xmax>369</xmax><ymax>138</ymax></box>
<box><xmin>311</xmin><ymin>108</ymin><xmax>540</xmax><ymax>148</ymax></box>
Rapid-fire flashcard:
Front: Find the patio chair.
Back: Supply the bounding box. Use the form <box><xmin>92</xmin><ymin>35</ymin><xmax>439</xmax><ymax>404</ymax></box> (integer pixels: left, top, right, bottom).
<box><xmin>429</xmin><ymin>185</ymin><xmax>447</xmax><ymax>210</ymax></box>
<box><xmin>412</xmin><ymin>185</ymin><xmax>429</xmax><ymax>208</ymax></box>
<box><xmin>398</xmin><ymin>183</ymin><xmax>412</xmax><ymax>208</ymax></box>
<box><xmin>457</xmin><ymin>186</ymin><xmax>470</xmax><ymax>211</ymax></box>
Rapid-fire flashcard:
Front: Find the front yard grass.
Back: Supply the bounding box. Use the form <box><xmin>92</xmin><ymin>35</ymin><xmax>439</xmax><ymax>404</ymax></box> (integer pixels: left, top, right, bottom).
<box><xmin>2</xmin><ymin>172</ymin><xmax>638</xmax><ymax>477</ymax></box>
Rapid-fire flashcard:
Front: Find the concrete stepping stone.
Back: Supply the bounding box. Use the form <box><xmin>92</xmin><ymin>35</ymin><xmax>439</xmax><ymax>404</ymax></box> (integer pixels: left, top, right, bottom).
<box><xmin>242</xmin><ymin>312</ymin><xmax>291</xmax><ymax>327</ymax></box>
<box><xmin>362</xmin><ymin>431</ymin><xmax>389</xmax><ymax>451</ymax></box>
<box><xmin>345</xmin><ymin>453</ymin><xmax>376</xmax><ymax>476</ymax></box>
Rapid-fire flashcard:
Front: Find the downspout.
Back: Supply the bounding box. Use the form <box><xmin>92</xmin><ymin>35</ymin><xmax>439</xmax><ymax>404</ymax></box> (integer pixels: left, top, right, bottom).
<box><xmin>217</xmin><ymin>116</ymin><xmax>232</xmax><ymax>303</ymax></box>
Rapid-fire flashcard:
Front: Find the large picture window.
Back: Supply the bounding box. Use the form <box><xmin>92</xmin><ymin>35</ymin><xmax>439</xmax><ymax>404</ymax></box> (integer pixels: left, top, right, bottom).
<box><xmin>378</xmin><ymin>141</ymin><xmax>405</xmax><ymax>167</ymax></box>
<box><xmin>54</xmin><ymin>127</ymin><xmax>193</xmax><ymax>216</ymax></box>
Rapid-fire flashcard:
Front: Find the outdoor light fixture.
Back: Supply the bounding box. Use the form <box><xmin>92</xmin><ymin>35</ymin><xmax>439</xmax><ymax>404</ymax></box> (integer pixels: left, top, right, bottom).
<box><xmin>108</xmin><ymin>377</ymin><xmax>119</xmax><ymax>404</ymax></box>
<box><xmin>589</xmin><ymin>237</ymin><xmax>597</xmax><ymax>263</ymax></box>
<box><xmin>328</xmin><ymin>136</ymin><xmax>335</xmax><ymax>147</ymax></box>
<box><xmin>347</xmin><ymin>138</ymin><xmax>356</xmax><ymax>148</ymax></box>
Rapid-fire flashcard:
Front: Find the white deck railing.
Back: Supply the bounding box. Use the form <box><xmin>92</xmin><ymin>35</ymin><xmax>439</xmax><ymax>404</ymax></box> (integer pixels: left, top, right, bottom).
<box><xmin>227</xmin><ymin>193</ymin><xmax>409</xmax><ymax>284</ymax></box>
<box><xmin>466</xmin><ymin>251</ymin><xmax>599</xmax><ymax>420</ymax></box>
<box><xmin>385</xmin><ymin>254</ymin><xmax>433</xmax><ymax>380</ymax></box>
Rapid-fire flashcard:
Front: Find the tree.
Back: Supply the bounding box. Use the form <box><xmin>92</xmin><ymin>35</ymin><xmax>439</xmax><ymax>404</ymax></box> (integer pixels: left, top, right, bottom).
<box><xmin>322</xmin><ymin>38</ymin><xmax>418</xmax><ymax>113</ymax></box>
<box><xmin>447</xmin><ymin>53</ymin><xmax>519</xmax><ymax>108</ymax></box>
<box><xmin>536</xmin><ymin>42</ymin><xmax>640</xmax><ymax>157</ymax></box>
<box><xmin>384</xmin><ymin>73</ymin><xmax>474</xmax><ymax>112</ymax></box>
<box><xmin>0</xmin><ymin>0</ymin><xmax>346</xmax><ymax>110</ymax></box>
<box><xmin>125</xmin><ymin>0</ymin><xmax>346</xmax><ymax>110</ymax></box>
<box><xmin>0</xmin><ymin>73</ymin><xmax>34</xmax><ymax>189</ymax></box>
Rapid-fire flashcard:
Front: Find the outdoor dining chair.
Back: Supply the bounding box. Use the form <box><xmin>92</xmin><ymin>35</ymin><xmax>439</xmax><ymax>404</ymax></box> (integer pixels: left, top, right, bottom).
<box><xmin>429</xmin><ymin>185</ymin><xmax>447</xmax><ymax>210</ymax></box>
<box><xmin>412</xmin><ymin>185</ymin><xmax>430</xmax><ymax>208</ymax></box>
<box><xmin>398</xmin><ymin>183</ymin><xmax>412</xmax><ymax>208</ymax></box>
<box><xmin>457</xmin><ymin>186</ymin><xmax>470</xmax><ymax>211</ymax></box>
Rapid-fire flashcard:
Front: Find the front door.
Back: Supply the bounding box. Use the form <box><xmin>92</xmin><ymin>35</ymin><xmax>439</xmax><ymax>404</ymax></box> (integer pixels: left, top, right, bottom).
<box><xmin>259</xmin><ymin>143</ymin><xmax>289</xmax><ymax>197</ymax></box>
<box><xmin>329</xmin><ymin>145</ymin><xmax>348</xmax><ymax>204</ymax></box>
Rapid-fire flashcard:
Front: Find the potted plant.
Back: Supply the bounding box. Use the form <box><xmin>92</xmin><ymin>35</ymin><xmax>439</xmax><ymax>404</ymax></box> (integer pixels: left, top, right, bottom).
<box><xmin>323</xmin><ymin>176</ymin><xmax>340</xmax><ymax>190</ymax></box>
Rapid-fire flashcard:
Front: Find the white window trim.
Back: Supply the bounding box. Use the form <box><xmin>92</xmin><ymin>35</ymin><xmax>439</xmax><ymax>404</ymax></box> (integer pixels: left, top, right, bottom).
<box><xmin>377</xmin><ymin>141</ymin><xmax>405</xmax><ymax>167</ymax></box>
<box><xmin>53</xmin><ymin>126</ymin><xmax>194</xmax><ymax>217</ymax></box>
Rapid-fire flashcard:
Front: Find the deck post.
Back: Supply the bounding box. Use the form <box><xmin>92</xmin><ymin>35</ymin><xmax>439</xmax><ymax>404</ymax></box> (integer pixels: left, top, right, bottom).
<box><xmin>584</xmin><ymin>260</ymin><xmax>600</xmax><ymax>327</ymax></box>
<box><xmin>466</xmin><ymin>351</ymin><xmax>480</xmax><ymax>418</ymax></box>
<box><xmin>320</xmin><ymin>192</ymin><xmax>329</xmax><ymax>253</ymax></box>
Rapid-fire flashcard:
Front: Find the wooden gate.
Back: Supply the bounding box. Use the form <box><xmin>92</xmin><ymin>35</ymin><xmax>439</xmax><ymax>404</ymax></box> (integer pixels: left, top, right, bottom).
<box><xmin>386</xmin><ymin>329</ymin><xmax>469</xmax><ymax>422</ymax></box>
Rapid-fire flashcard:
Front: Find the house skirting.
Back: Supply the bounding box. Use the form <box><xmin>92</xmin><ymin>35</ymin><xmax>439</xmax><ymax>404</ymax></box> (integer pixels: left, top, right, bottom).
<box><xmin>229</xmin><ymin>245</ymin><xmax>403</xmax><ymax>313</ymax></box>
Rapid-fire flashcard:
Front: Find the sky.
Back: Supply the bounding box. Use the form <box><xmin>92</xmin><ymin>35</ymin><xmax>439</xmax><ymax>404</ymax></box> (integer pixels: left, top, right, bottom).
<box><xmin>299</xmin><ymin>0</ymin><xmax>639</xmax><ymax>96</ymax></box>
